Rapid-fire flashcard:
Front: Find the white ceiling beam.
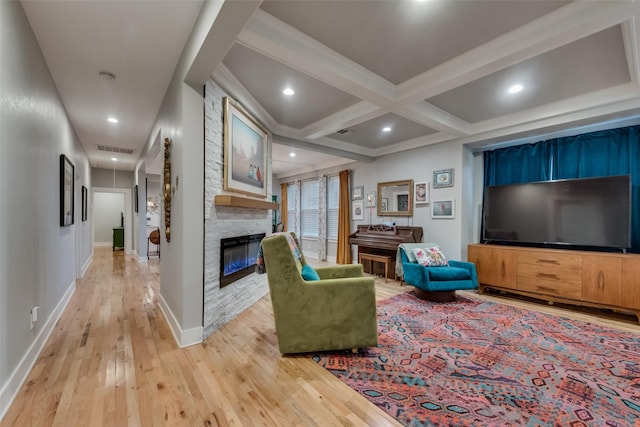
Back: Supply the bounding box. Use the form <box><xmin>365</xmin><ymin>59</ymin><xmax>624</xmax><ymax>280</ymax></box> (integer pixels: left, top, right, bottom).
<box><xmin>398</xmin><ymin>102</ymin><xmax>472</xmax><ymax>136</ymax></box>
<box><xmin>273</xmin><ymin>134</ymin><xmax>375</xmax><ymax>163</ymax></box>
<box><xmin>301</xmin><ymin>102</ymin><xmax>385</xmax><ymax>140</ymax></box>
<box><xmin>239</xmin><ymin>9</ymin><xmax>478</xmax><ymax>140</ymax></box>
<box><xmin>372</xmin><ymin>132</ymin><xmax>458</xmax><ymax>158</ymax></box>
<box><xmin>184</xmin><ymin>0</ymin><xmax>261</xmax><ymax>87</ymax></box>
<box><xmin>396</xmin><ymin>1</ymin><xmax>635</xmax><ymax>105</ymax></box>
<box><xmin>622</xmin><ymin>14</ymin><xmax>640</xmax><ymax>85</ymax></box>
<box><xmin>237</xmin><ymin>9</ymin><xmax>397</xmax><ymax>107</ymax></box>
<box><xmin>213</xmin><ymin>64</ymin><xmax>278</xmax><ymax>131</ymax></box>
<box><xmin>473</xmin><ymin>83</ymin><xmax>640</xmax><ymax>134</ymax></box>
<box><xmin>459</xmin><ymin>95</ymin><xmax>640</xmax><ymax>149</ymax></box>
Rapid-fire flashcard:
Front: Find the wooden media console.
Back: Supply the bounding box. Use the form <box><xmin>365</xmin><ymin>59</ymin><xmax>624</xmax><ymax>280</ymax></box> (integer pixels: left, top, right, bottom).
<box><xmin>468</xmin><ymin>244</ymin><xmax>640</xmax><ymax>322</ymax></box>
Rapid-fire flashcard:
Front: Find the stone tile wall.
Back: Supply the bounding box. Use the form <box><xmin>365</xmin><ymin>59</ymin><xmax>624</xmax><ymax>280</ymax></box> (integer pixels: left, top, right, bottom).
<box><xmin>203</xmin><ymin>81</ymin><xmax>271</xmax><ymax>338</ymax></box>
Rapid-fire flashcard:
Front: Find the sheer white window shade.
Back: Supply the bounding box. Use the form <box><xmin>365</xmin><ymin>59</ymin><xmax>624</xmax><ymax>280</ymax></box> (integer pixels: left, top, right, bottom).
<box><xmin>327</xmin><ymin>175</ymin><xmax>339</xmax><ymax>240</ymax></box>
<box><xmin>301</xmin><ymin>180</ymin><xmax>319</xmax><ymax>237</ymax></box>
<box><xmin>286</xmin><ymin>183</ymin><xmax>296</xmax><ymax>233</ymax></box>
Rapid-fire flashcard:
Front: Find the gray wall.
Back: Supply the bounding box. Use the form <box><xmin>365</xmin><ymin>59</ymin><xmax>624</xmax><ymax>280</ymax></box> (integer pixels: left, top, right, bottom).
<box><xmin>277</xmin><ymin>140</ymin><xmax>477</xmax><ymax>261</ymax></box>
<box><xmin>0</xmin><ymin>1</ymin><xmax>92</xmax><ymax>417</ymax></box>
<box><xmin>93</xmin><ymin>192</ymin><xmax>125</xmax><ymax>244</ymax></box>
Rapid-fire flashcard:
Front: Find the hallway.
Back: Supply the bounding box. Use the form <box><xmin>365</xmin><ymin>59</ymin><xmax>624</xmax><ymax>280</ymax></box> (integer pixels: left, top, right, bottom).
<box><xmin>1</xmin><ymin>248</ymin><xmax>401</xmax><ymax>426</ymax></box>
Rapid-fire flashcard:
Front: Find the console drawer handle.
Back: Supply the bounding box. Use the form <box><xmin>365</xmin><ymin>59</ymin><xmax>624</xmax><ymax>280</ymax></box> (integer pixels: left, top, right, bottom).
<box><xmin>537</xmin><ymin>272</ymin><xmax>559</xmax><ymax>280</ymax></box>
<box><xmin>536</xmin><ymin>259</ymin><xmax>559</xmax><ymax>265</ymax></box>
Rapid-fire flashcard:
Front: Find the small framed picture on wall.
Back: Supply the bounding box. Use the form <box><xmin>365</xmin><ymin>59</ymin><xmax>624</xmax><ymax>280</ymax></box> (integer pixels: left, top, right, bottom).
<box><xmin>352</xmin><ymin>185</ymin><xmax>364</xmax><ymax>200</ymax></box>
<box><xmin>414</xmin><ymin>182</ymin><xmax>429</xmax><ymax>205</ymax></box>
<box><xmin>433</xmin><ymin>168</ymin><xmax>454</xmax><ymax>188</ymax></box>
<box><xmin>352</xmin><ymin>200</ymin><xmax>364</xmax><ymax>220</ymax></box>
<box><xmin>432</xmin><ymin>199</ymin><xmax>455</xmax><ymax>219</ymax></box>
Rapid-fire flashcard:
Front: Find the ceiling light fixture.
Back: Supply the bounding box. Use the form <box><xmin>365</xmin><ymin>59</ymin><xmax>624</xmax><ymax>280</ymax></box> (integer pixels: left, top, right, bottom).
<box><xmin>289</xmin><ymin>152</ymin><xmax>296</xmax><ymax>157</ymax></box>
<box><xmin>111</xmin><ymin>157</ymin><xmax>118</xmax><ymax>161</ymax></box>
<box><xmin>283</xmin><ymin>87</ymin><xmax>295</xmax><ymax>96</ymax></box>
<box><xmin>508</xmin><ymin>84</ymin><xmax>524</xmax><ymax>94</ymax></box>
<box><xmin>107</xmin><ymin>117</ymin><xmax>118</xmax><ymax>124</ymax></box>
<box><xmin>382</xmin><ymin>126</ymin><xmax>392</xmax><ymax>132</ymax></box>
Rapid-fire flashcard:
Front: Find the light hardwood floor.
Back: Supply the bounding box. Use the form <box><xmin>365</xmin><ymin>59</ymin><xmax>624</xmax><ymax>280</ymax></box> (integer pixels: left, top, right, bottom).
<box><xmin>3</xmin><ymin>248</ymin><xmax>638</xmax><ymax>426</ymax></box>
<box><xmin>1</xmin><ymin>248</ymin><xmax>405</xmax><ymax>427</ymax></box>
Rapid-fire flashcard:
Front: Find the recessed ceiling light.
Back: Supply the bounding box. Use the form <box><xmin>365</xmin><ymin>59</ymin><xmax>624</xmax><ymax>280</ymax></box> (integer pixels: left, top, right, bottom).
<box><xmin>111</xmin><ymin>157</ymin><xmax>118</xmax><ymax>161</ymax></box>
<box><xmin>382</xmin><ymin>126</ymin><xmax>392</xmax><ymax>132</ymax></box>
<box><xmin>283</xmin><ymin>87</ymin><xmax>295</xmax><ymax>96</ymax></box>
<box><xmin>508</xmin><ymin>84</ymin><xmax>524</xmax><ymax>94</ymax></box>
<box><xmin>289</xmin><ymin>152</ymin><xmax>296</xmax><ymax>157</ymax></box>
<box><xmin>107</xmin><ymin>117</ymin><xmax>118</xmax><ymax>123</ymax></box>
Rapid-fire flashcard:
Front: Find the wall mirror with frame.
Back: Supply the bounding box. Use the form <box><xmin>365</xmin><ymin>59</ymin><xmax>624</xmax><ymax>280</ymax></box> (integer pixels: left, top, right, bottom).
<box><xmin>377</xmin><ymin>179</ymin><xmax>414</xmax><ymax>217</ymax></box>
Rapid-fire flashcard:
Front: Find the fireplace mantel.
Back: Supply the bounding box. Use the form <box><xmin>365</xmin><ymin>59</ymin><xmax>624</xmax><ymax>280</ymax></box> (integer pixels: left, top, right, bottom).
<box><xmin>214</xmin><ymin>195</ymin><xmax>278</xmax><ymax>210</ymax></box>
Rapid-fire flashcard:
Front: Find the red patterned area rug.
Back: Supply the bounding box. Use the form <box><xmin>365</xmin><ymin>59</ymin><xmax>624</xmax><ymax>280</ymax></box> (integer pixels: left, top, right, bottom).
<box><xmin>312</xmin><ymin>291</ymin><xmax>640</xmax><ymax>427</ymax></box>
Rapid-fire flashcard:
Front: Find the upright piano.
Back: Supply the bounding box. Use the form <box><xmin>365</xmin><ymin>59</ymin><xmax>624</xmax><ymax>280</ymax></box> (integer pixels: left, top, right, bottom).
<box><xmin>349</xmin><ymin>224</ymin><xmax>423</xmax><ymax>278</ymax></box>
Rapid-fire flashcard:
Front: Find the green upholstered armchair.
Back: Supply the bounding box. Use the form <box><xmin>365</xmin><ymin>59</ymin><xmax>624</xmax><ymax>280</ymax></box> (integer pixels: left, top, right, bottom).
<box><xmin>261</xmin><ymin>233</ymin><xmax>378</xmax><ymax>354</ymax></box>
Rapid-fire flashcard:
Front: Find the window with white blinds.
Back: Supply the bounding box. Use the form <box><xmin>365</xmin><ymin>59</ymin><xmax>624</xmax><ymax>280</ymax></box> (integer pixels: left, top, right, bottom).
<box><xmin>286</xmin><ymin>183</ymin><xmax>296</xmax><ymax>233</ymax></box>
<box><xmin>327</xmin><ymin>175</ymin><xmax>339</xmax><ymax>240</ymax></box>
<box><xmin>301</xmin><ymin>180</ymin><xmax>319</xmax><ymax>237</ymax></box>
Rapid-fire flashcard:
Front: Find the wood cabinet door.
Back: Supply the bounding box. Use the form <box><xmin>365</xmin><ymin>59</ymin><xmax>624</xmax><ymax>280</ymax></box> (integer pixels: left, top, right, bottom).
<box><xmin>622</xmin><ymin>256</ymin><xmax>640</xmax><ymax>310</ymax></box>
<box><xmin>468</xmin><ymin>245</ymin><xmax>516</xmax><ymax>288</ymax></box>
<box><xmin>582</xmin><ymin>255</ymin><xmax>622</xmax><ymax>306</ymax></box>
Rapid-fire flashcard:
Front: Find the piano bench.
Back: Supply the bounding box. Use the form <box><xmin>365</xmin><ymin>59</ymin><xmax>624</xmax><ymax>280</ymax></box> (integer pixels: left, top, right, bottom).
<box><xmin>358</xmin><ymin>253</ymin><xmax>393</xmax><ymax>283</ymax></box>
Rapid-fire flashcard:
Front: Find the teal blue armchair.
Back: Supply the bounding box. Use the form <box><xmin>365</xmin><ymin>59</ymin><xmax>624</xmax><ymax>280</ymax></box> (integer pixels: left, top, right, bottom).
<box><xmin>397</xmin><ymin>243</ymin><xmax>478</xmax><ymax>301</ymax></box>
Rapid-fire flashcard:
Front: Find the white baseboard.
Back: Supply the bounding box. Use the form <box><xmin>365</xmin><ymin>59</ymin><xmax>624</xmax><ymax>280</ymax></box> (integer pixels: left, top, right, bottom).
<box><xmin>137</xmin><ymin>255</ymin><xmax>148</xmax><ymax>263</ymax></box>
<box><xmin>81</xmin><ymin>253</ymin><xmax>93</xmax><ymax>277</ymax></box>
<box><xmin>157</xmin><ymin>294</ymin><xmax>203</xmax><ymax>348</ymax></box>
<box><xmin>0</xmin><ymin>280</ymin><xmax>76</xmax><ymax>422</ymax></box>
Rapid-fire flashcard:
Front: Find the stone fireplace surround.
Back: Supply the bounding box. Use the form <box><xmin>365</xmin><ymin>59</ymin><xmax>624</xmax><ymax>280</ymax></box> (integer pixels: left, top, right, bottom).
<box><xmin>203</xmin><ymin>81</ymin><xmax>271</xmax><ymax>338</ymax></box>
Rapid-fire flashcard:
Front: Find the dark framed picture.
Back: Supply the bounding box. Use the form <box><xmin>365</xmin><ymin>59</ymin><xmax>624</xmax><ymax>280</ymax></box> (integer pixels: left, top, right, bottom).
<box><xmin>81</xmin><ymin>185</ymin><xmax>88</xmax><ymax>221</ymax></box>
<box><xmin>134</xmin><ymin>185</ymin><xmax>139</xmax><ymax>213</ymax></box>
<box><xmin>60</xmin><ymin>154</ymin><xmax>74</xmax><ymax>226</ymax></box>
<box><xmin>223</xmin><ymin>97</ymin><xmax>269</xmax><ymax>198</ymax></box>
<box><xmin>433</xmin><ymin>168</ymin><xmax>454</xmax><ymax>188</ymax></box>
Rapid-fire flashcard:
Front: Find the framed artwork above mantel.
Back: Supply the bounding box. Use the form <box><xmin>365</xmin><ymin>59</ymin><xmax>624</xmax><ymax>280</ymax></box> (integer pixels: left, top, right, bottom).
<box><xmin>223</xmin><ymin>97</ymin><xmax>269</xmax><ymax>199</ymax></box>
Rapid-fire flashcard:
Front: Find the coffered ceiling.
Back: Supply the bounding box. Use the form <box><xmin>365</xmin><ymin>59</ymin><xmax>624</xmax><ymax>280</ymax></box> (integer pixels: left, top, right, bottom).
<box><xmin>21</xmin><ymin>1</ymin><xmax>640</xmax><ymax>178</ymax></box>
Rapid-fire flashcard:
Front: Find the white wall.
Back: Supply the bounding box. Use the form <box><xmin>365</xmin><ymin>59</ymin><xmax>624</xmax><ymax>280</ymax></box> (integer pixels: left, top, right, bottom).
<box><xmin>0</xmin><ymin>1</ymin><xmax>91</xmax><ymax>419</ymax></box>
<box><xmin>93</xmin><ymin>192</ymin><xmax>125</xmax><ymax>244</ymax></box>
<box><xmin>278</xmin><ymin>140</ymin><xmax>475</xmax><ymax>260</ymax></box>
<box><xmin>138</xmin><ymin>16</ymin><xmax>206</xmax><ymax>348</ymax></box>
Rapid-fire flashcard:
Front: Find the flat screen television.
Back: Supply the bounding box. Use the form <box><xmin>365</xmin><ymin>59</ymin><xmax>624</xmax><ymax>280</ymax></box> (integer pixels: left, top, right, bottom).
<box><xmin>482</xmin><ymin>175</ymin><xmax>631</xmax><ymax>250</ymax></box>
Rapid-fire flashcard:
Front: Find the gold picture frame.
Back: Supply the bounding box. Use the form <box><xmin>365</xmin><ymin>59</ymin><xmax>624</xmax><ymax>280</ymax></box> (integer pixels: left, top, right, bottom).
<box><xmin>223</xmin><ymin>97</ymin><xmax>269</xmax><ymax>198</ymax></box>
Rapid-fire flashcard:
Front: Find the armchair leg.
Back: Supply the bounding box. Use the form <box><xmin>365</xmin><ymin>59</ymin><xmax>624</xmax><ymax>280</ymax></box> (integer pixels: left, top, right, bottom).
<box><xmin>414</xmin><ymin>289</ymin><xmax>456</xmax><ymax>302</ymax></box>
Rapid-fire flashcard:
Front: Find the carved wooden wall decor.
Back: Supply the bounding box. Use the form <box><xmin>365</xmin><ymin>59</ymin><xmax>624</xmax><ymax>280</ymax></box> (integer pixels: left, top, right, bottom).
<box><xmin>163</xmin><ymin>137</ymin><xmax>171</xmax><ymax>243</ymax></box>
